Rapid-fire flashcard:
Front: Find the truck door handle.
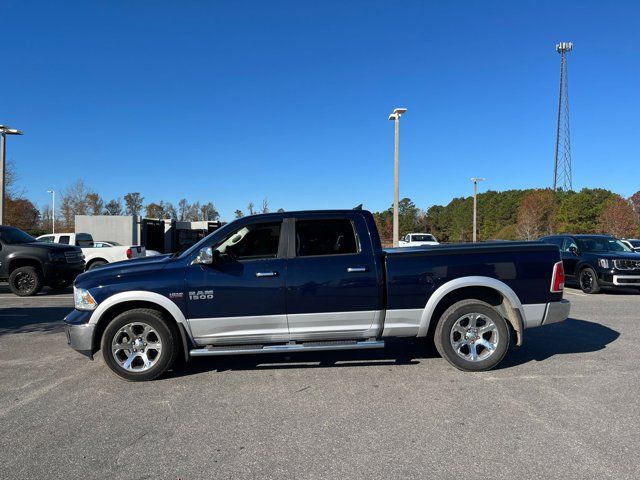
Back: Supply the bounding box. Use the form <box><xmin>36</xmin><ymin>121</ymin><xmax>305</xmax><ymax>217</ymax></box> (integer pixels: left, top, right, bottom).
<box><xmin>347</xmin><ymin>267</ymin><xmax>368</xmax><ymax>273</ymax></box>
<box><xmin>256</xmin><ymin>271</ymin><xmax>279</xmax><ymax>278</ymax></box>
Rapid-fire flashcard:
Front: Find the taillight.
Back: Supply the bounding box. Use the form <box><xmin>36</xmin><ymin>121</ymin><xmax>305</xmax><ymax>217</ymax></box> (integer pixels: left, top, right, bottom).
<box><xmin>126</xmin><ymin>247</ymin><xmax>132</xmax><ymax>259</ymax></box>
<box><xmin>551</xmin><ymin>261</ymin><xmax>565</xmax><ymax>293</ymax></box>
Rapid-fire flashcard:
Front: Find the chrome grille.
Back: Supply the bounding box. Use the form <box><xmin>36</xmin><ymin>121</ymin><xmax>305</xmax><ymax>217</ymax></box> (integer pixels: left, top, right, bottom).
<box><xmin>613</xmin><ymin>259</ymin><xmax>640</xmax><ymax>271</ymax></box>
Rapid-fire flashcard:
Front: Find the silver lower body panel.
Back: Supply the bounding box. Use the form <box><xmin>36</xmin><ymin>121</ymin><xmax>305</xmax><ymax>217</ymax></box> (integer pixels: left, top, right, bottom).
<box><xmin>190</xmin><ymin>339</ymin><xmax>385</xmax><ymax>357</ymax></box>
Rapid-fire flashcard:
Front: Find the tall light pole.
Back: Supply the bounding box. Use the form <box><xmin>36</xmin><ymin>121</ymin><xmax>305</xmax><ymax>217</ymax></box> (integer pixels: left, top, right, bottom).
<box><xmin>388</xmin><ymin>107</ymin><xmax>407</xmax><ymax>247</ymax></box>
<box><xmin>0</xmin><ymin>125</ymin><xmax>24</xmax><ymax>225</ymax></box>
<box><xmin>47</xmin><ymin>190</ymin><xmax>56</xmax><ymax>233</ymax></box>
<box><xmin>470</xmin><ymin>177</ymin><xmax>485</xmax><ymax>242</ymax></box>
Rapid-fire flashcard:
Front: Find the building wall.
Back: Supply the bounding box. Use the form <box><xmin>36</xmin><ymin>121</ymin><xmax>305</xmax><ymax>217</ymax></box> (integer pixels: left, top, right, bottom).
<box><xmin>75</xmin><ymin>215</ymin><xmax>139</xmax><ymax>245</ymax></box>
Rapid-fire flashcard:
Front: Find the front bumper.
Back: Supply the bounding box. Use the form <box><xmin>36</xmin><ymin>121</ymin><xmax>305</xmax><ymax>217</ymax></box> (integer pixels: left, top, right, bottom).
<box><xmin>43</xmin><ymin>261</ymin><xmax>85</xmax><ymax>283</ymax></box>
<box><xmin>64</xmin><ymin>310</ymin><xmax>96</xmax><ymax>359</ymax></box>
<box><xmin>612</xmin><ymin>275</ymin><xmax>640</xmax><ymax>287</ymax></box>
<box><xmin>595</xmin><ymin>269</ymin><xmax>640</xmax><ymax>288</ymax></box>
<box><xmin>542</xmin><ymin>299</ymin><xmax>571</xmax><ymax>325</ymax></box>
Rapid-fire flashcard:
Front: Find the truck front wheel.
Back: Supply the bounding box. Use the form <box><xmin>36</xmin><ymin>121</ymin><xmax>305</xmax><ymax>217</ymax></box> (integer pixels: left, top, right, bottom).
<box><xmin>101</xmin><ymin>309</ymin><xmax>178</xmax><ymax>381</ymax></box>
<box><xmin>8</xmin><ymin>266</ymin><xmax>43</xmax><ymax>297</ymax></box>
<box><xmin>434</xmin><ymin>299</ymin><xmax>510</xmax><ymax>372</ymax></box>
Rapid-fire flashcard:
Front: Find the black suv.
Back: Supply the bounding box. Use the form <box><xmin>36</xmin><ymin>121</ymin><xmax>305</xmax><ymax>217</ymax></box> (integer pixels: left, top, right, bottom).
<box><xmin>0</xmin><ymin>226</ymin><xmax>85</xmax><ymax>296</ymax></box>
<box><xmin>540</xmin><ymin>234</ymin><xmax>640</xmax><ymax>294</ymax></box>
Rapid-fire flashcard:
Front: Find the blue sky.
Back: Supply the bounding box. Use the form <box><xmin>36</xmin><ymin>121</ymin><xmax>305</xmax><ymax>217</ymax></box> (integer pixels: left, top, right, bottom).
<box><xmin>3</xmin><ymin>1</ymin><xmax>639</xmax><ymax>220</ymax></box>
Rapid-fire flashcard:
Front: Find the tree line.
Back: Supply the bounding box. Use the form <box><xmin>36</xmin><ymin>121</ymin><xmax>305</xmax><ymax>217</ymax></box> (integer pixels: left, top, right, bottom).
<box><xmin>4</xmin><ymin>162</ymin><xmax>639</xmax><ymax>240</ymax></box>
<box><xmin>373</xmin><ymin>188</ymin><xmax>640</xmax><ymax>245</ymax></box>
<box><xmin>3</xmin><ymin>163</ymin><xmax>283</xmax><ymax>233</ymax></box>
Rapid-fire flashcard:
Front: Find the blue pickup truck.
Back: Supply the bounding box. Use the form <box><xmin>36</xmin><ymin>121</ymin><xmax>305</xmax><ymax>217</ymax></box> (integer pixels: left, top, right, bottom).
<box><xmin>65</xmin><ymin>209</ymin><xmax>570</xmax><ymax>381</ymax></box>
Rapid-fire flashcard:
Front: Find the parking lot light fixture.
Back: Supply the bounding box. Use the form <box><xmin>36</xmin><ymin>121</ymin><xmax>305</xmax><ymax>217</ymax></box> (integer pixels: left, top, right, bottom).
<box><xmin>470</xmin><ymin>177</ymin><xmax>485</xmax><ymax>242</ymax></box>
<box><xmin>388</xmin><ymin>108</ymin><xmax>407</xmax><ymax>247</ymax></box>
<box><xmin>47</xmin><ymin>190</ymin><xmax>56</xmax><ymax>233</ymax></box>
<box><xmin>0</xmin><ymin>125</ymin><xmax>24</xmax><ymax>226</ymax></box>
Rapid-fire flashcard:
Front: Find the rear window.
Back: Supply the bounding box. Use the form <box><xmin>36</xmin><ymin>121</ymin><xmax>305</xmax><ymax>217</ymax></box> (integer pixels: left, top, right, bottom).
<box><xmin>75</xmin><ymin>234</ymin><xmax>94</xmax><ymax>247</ymax></box>
<box><xmin>412</xmin><ymin>234</ymin><xmax>436</xmax><ymax>242</ymax></box>
<box><xmin>295</xmin><ymin>219</ymin><xmax>358</xmax><ymax>257</ymax></box>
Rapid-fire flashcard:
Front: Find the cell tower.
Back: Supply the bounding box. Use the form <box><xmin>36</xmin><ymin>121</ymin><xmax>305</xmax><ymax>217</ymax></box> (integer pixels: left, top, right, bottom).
<box><xmin>553</xmin><ymin>41</ymin><xmax>573</xmax><ymax>191</ymax></box>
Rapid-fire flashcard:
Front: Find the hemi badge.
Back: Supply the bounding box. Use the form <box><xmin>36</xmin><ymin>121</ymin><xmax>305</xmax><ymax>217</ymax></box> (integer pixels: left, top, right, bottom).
<box><xmin>169</xmin><ymin>292</ymin><xmax>183</xmax><ymax>299</ymax></box>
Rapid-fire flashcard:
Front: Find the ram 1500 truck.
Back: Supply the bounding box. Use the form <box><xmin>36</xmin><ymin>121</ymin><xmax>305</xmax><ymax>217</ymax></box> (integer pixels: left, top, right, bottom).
<box><xmin>0</xmin><ymin>226</ymin><xmax>85</xmax><ymax>296</ymax></box>
<box><xmin>64</xmin><ymin>210</ymin><xmax>570</xmax><ymax>381</ymax></box>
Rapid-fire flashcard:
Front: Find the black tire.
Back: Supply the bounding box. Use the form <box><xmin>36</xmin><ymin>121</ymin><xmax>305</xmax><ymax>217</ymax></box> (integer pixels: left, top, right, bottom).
<box><xmin>8</xmin><ymin>266</ymin><xmax>44</xmax><ymax>297</ymax></box>
<box><xmin>579</xmin><ymin>267</ymin><xmax>600</xmax><ymax>294</ymax></box>
<box><xmin>434</xmin><ymin>299</ymin><xmax>511</xmax><ymax>372</ymax></box>
<box><xmin>87</xmin><ymin>260</ymin><xmax>107</xmax><ymax>271</ymax></box>
<box><xmin>101</xmin><ymin>309</ymin><xmax>178</xmax><ymax>381</ymax></box>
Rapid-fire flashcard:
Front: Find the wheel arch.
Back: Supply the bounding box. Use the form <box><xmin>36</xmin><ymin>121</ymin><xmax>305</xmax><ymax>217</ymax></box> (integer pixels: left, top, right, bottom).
<box><xmin>86</xmin><ymin>257</ymin><xmax>108</xmax><ymax>269</ymax></box>
<box><xmin>417</xmin><ymin>276</ymin><xmax>525</xmax><ymax>346</ymax></box>
<box><xmin>89</xmin><ymin>291</ymin><xmax>193</xmax><ymax>361</ymax></box>
<box><xmin>8</xmin><ymin>256</ymin><xmax>43</xmax><ymax>274</ymax></box>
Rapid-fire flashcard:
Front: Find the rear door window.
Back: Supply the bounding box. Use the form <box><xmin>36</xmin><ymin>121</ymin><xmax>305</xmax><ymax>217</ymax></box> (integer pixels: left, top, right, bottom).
<box><xmin>58</xmin><ymin>235</ymin><xmax>70</xmax><ymax>245</ymax></box>
<box><xmin>295</xmin><ymin>219</ymin><xmax>358</xmax><ymax>257</ymax></box>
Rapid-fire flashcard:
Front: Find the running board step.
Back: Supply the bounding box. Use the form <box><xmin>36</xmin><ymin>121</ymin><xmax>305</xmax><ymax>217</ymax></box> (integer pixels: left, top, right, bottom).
<box><xmin>189</xmin><ymin>340</ymin><xmax>385</xmax><ymax>357</ymax></box>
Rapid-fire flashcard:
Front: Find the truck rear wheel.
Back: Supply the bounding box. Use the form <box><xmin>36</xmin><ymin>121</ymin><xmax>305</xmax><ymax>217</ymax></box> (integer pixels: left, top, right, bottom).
<box><xmin>8</xmin><ymin>266</ymin><xmax>43</xmax><ymax>297</ymax></box>
<box><xmin>101</xmin><ymin>309</ymin><xmax>178</xmax><ymax>381</ymax></box>
<box><xmin>434</xmin><ymin>299</ymin><xmax>510</xmax><ymax>372</ymax></box>
<box><xmin>87</xmin><ymin>260</ymin><xmax>107</xmax><ymax>270</ymax></box>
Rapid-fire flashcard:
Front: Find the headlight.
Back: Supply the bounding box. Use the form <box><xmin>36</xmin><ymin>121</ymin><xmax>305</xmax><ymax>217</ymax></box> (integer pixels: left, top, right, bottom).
<box><xmin>48</xmin><ymin>251</ymin><xmax>66</xmax><ymax>263</ymax></box>
<box><xmin>597</xmin><ymin>258</ymin><xmax>610</xmax><ymax>268</ymax></box>
<box><xmin>74</xmin><ymin>287</ymin><xmax>98</xmax><ymax>311</ymax></box>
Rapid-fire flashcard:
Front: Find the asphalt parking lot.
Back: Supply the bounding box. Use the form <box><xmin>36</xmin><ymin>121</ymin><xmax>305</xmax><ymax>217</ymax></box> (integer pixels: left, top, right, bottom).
<box><xmin>1</xmin><ymin>285</ymin><xmax>639</xmax><ymax>480</ymax></box>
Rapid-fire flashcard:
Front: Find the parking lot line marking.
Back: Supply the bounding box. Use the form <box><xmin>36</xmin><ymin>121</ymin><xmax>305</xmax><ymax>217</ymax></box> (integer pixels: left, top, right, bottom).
<box><xmin>565</xmin><ymin>291</ymin><xmax>587</xmax><ymax>297</ymax></box>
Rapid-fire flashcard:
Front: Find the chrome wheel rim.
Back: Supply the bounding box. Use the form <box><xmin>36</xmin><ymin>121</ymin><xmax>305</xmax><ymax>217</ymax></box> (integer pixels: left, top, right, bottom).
<box><xmin>16</xmin><ymin>272</ymin><xmax>35</xmax><ymax>293</ymax></box>
<box><xmin>111</xmin><ymin>322</ymin><xmax>162</xmax><ymax>372</ymax></box>
<box><xmin>450</xmin><ymin>313</ymin><xmax>499</xmax><ymax>362</ymax></box>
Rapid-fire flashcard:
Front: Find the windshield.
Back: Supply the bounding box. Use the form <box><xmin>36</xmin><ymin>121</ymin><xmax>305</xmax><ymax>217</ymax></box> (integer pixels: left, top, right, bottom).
<box><xmin>0</xmin><ymin>227</ymin><xmax>36</xmax><ymax>245</ymax></box>
<box><xmin>412</xmin><ymin>234</ymin><xmax>436</xmax><ymax>242</ymax></box>
<box><xmin>576</xmin><ymin>237</ymin><xmax>632</xmax><ymax>253</ymax></box>
<box><xmin>629</xmin><ymin>240</ymin><xmax>640</xmax><ymax>248</ymax></box>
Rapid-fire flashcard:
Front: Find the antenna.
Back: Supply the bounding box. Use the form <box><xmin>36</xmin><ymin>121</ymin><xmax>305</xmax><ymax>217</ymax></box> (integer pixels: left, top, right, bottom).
<box><xmin>553</xmin><ymin>41</ymin><xmax>573</xmax><ymax>191</ymax></box>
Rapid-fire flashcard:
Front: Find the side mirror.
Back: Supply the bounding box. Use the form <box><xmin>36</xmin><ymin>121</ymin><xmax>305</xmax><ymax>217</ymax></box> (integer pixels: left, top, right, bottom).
<box><xmin>192</xmin><ymin>247</ymin><xmax>218</xmax><ymax>265</ymax></box>
<box><xmin>569</xmin><ymin>245</ymin><xmax>579</xmax><ymax>255</ymax></box>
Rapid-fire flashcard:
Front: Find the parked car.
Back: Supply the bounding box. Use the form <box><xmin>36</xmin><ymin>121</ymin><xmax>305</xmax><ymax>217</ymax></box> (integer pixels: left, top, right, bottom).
<box><xmin>94</xmin><ymin>240</ymin><xmax>162</xmax><ymax>257</ymax></box>
<box><xmin>398</xmin><ymin>233</ymin><xmax>439</xmax><ymax>247</ymax></box>
<box><xmin>37</xmin><ymin>233</ymin><xmax>145</xmax><ymax>270</ymax></box>
<box><xmin>0</xmin><ymin>226</ymin><xmax>85</xmax><ymax>296</ymax></box>
<box><xmin>539</xmin><ymin>234</ymin><xmax>640</xmax><ymax>293</ymax></box>
<box><xmin>621</xmin><ymin>239</ymin><xmax>640</xmax><ymax>253</ymax></box>
<box><xmin>64</xmin><ymin>209</ymin><xmax>569</xmax><ymax>381</ymax></box>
